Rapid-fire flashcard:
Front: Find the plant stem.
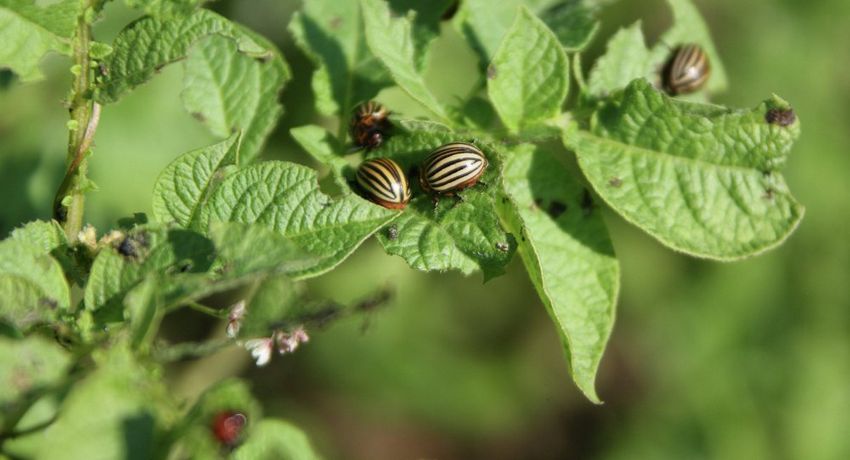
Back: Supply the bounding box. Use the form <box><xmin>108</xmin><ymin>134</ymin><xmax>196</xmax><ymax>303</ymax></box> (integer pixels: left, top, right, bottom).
<box><xmin>187</xmin><ymin>301</ymin><xmax>229</xmax><ymax>319</ymax></box>
<box><xmin>53</xmin><ymin>5</ymin><xmax>99</xmax><ymax>242</ymax></box>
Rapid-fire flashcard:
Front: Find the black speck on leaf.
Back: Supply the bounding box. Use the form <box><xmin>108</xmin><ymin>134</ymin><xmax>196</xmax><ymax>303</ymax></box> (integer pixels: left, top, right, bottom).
<box><xmin>763</xmin><ymin>187</ymin><xmax>775</xmax><ymax>200</ymax></box>
<box><xmin>487</xmin><ymin>65</ymin><xmax>497</xmax><ymax>80</ymax></box>
<box><xmin>547</xmin><ymin>201</ymin><xmax>567</xmax><ymax>218</ymax></box>
<box><xmin>765</xmin><ymin>107</ymin><xmax>796</xmax><ymax>126</ymax></box>
<box><xmin>609</xmin><ymin>177</ymin><xmax>623</xmax><ymax>188</ymax></box>
<box><xmin>54</xmin><ymin>203</ymin><xmax>67</xmax><ymax>223</ymax></box>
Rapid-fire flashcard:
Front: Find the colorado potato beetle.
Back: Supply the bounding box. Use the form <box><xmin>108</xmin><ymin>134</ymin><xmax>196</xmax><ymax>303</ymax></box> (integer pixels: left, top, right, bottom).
<box><xmin>662</xmin><ymin>44</ymin><xmax>711</xmax><ymax>95</ymax></box>
<box><xmin>356</xmin><ymin>158</ymin><xmax>411</xmax><ymax>210</ymax></box>
<box><xmin>350</xmin><ymin>101</ymin><xmax>391</xmax><ymax>150</ymax></box>
<box><xmin>419</xmin><ymin>142</ymin><xmax>488</xmax><ymax>196</ymax></box>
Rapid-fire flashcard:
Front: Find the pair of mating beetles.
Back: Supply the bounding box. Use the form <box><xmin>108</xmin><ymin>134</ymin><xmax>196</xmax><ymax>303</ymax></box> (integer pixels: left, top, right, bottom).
<box><xmin>349</xmin><ymin>101</ymin><xmax>487</xmax><ymax>211</ymax></box>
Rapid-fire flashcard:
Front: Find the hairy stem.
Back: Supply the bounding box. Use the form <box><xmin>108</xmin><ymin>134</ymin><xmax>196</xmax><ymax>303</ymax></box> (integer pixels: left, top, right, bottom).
<box><xmin>53</xmin><ymin>5</ymin><xmax>99</xmax><ymax>241</ymax></box>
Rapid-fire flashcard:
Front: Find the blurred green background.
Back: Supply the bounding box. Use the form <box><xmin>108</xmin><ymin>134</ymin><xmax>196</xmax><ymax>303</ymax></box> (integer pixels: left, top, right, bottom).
<box><xmin>1</xmin><ymin>0</ymin><xmax>848</xmax><ymax>458</ymax></box>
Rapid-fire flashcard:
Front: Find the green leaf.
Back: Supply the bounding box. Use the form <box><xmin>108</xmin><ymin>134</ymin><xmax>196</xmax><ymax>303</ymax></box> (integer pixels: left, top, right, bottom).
<box><xmin>124</xmin><ymin>0</ymin><xmax>211</xmax><ymax>17</ymax></box>
<box><xmin>455</xmin><ymin>0</ymin><xmax>523</xmax><ymax>65</ymax></box>
<box><xmin>487</xmin><ymin>6</ymin><xmax>569</xmax><ymax>134</ymax></box>
<box><xmin>0</xmin><ymin>240</ymin><xmax>70</xmax><ymax>329</ymax></box>
<box><xmin>290</xmin><ymin>125</ymin><xmax>350</xmax><ymax>189</ymax></box>
<box><xmin>289</xmin><ymin>0</ymin><xmax>391</xmax><ymax>117</ymax></box>
<box><xmin>0</xmin><ymin>0</ymin><xmax>80</xmax><ymax>81</ymax></box>
<box><xmin>539</xmin><ymin>0</ymin><xmax>599</xmax><ymax>51</ymax></box>
<box><xmin>98</xmin><ymin>9</ymin><xmax>270</xmax><ymax>103</ymax></box>
<box><xmin>9</xmin><ymin>220</ymin><xmax>67</xmax><ymax>255</ymax></box>
<box><xmin>457</xmin><ymin>0</ymin><xmax>593</xmax><ymax>67</ymax></box>
<box><xmin>497</xmin><ymin>143</ymin><xmax>618</xmax><ymax>403</ymax></box>
<box><xmin>201</xmin><ymin>161</ymin><xmax>398</xmax><ymax>279</ymax></box>
<box><xmin>360</xmin><ymin>0</ymin><xmax>452</xmax><ymax>123</ymax></box>
<box><xmin>182</xmin><ymin>35</ymin><xmax>290</xmax><ymax>163</ymax></box>
<box><xmin>152</xmin><ymin>133</ymin><xmax>241</xmax><ymax>228</ymax></box>
<box><xmin>208</xmin><ymin>222</ymin><xmax>321</xmax><ymax>278</ymax></box>
<box><xmin>233</xmin><ymin>419</ymin><xmax>321</xmax><ymax>460</ymax></box>
<box><xmin>84</xmin><ymin>226</ymin><xmax>215</xmax><ymax>319</ymax></box>
<box><xmin>36</xmin><ymin>347</ymin><xmax>167</xmax><ymax>460</ymax></box>
<box><xmin>587</xmin><ymin>21</ymin><xmax>653</xmax><ymax>97</ymax></box>
<box><xmin>0</xmin><ymin>336</ymin><xmax>71</xmax><ymax>409</ymax></box>
<box><xmin>651</xmin><ymin>0</ymin><xmax>727</xmax><ymax>94</ymax></box>
<box><xmin>123</xmin><ymin>277</ymin><xmax>163</xmax><ymax>351</ymax></box>
<box><xmin>369</xmin><ymin>128</ymin><xmax>516</xmax><ymax>279</ymax></box>
<box><xmin>107</xmin><ymin>223</ymin><xmax>321</xmax><ymax>317</ymax></box>
<box><xmin>387</xmin><ymin>0</ymin><xmax>455</xmax><ymax>68</ymax></box>
<box><xmin>564</xmin><ymin>79</ymin><xmax>804</xmax><ymax>260</ymax></box>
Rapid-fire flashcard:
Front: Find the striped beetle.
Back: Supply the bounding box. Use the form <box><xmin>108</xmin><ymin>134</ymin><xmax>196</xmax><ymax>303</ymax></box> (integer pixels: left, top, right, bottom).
<box><xmin>356</xmin><ymin>158</ymin><xmax>411</xmax><ymax>210</ymax></box>
<box><xmin>419</xmin><ymin>142</ymin><xmax>488</xmax><ymax>198</ymax></box>
<box><xmin>662</xmin><ymin>44</ymin><xmax>711</xmax><ymax>95</ymax></box>
<box><xmin>350</xmin><ymin>101</ymin><xmax>391</xmax><ymax>150</ymax></box>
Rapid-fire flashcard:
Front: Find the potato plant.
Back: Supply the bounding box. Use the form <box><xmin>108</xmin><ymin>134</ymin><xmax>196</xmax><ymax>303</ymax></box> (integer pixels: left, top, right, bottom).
<box><xmin>0</xmin><ymin>0</ymin><xmax>802</xmax><ymax>457</ymax></box>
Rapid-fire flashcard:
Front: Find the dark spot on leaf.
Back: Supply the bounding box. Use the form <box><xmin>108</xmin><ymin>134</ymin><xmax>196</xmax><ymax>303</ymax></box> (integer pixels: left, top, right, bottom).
<box><xmin>53</xmin><ymin>203</ymin><xmax>67</xmax><ymax>223</ymax></box>
<box><xmin>487</xmin><ymin>64</ymin><xmax>497</xmax><ymax>80</ymax></box>
<box><xmin>495</xmin><ymin>242</ymin><xmax>509</xmax><ymax>252</ymax></box>
<box><xmin>609</xmin><ymin>177</ymin><xmax>623</xmax><ymax>188</ymax></box>
<box><xmin>763</xmin><ymin>188</ymin><xmax>775</xmax><ymax>200</ymax></box>
<box><xmin>178</xmin><ymin>261</ymin><xmax>193</xmax><ymax>273</ymax></box>
<box><xmin>441</xmin><ymin>0</ymin><xmax>460</xmax><ymax>20</ymax></box>
<box><xmin>547</xmin><ymin>201</ymin><xmax>567</xmax><ymax>218</ymax></box>
<box><xmin>386</xmin><ymin>224</ymin><xmax>399</xmax><ymax>240</ymax></box>
<box><xmin>581</xmin><ymin>189</ymin><xmax>594</xmax><ymax>216</ymax></box>
<box><xmin>501</xmin><ymin>197</ymin><xmax>508</xmax><ymax>204</ymax></box>
<box><xmin>329</xmin><ymin>16</ymin><xmax>343</xmax><ymax>29</ymax></box>
<box><xmin>765</xmin><ymin>107</ymin><xmax>796</xmax><ymax>127</ymax></box>
<box><xmin>191</xmin><ymin>112</ymin><xmax>206</xmax><ymax>122</ymax></box>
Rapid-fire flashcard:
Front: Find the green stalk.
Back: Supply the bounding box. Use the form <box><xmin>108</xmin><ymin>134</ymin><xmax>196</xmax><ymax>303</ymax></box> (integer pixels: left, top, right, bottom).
<box><xmin>53</xmin><ymin>3</ymin><xmax>99</xmax><ymax>242</ymax></box>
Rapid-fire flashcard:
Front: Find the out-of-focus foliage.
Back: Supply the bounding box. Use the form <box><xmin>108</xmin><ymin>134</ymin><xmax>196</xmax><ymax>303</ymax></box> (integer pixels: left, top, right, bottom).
<box><xmin>0</xmin><ymin>1</ymin><xmax>846</xmax><ymax>460</ymax></box>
